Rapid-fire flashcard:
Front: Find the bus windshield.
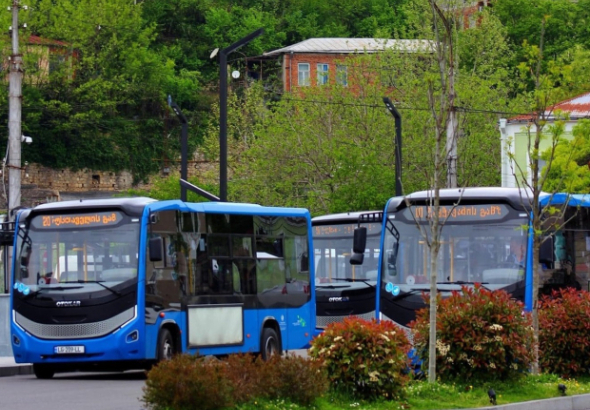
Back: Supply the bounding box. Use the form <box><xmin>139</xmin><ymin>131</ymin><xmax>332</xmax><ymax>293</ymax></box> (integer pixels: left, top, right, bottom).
<box><xmin>13</xmin><ymin>212</ymin><xmax>140</xmax><ymax>300</ymax></box>
<box><xmin>314</xmin><ymin>222</ymin><xmax>381</xmax><ymax>283</ymax></box>
<box><xmin>383</xmin><ymin>206</ymin><xmax>528</xmax><ymax>290</ymax></box>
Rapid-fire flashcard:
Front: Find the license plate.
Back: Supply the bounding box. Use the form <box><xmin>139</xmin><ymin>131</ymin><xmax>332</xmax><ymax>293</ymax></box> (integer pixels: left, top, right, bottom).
<box><xmin>54</xmin><ymin>345</ymin><xmax>85</xmax><ymax>354</ymax></box>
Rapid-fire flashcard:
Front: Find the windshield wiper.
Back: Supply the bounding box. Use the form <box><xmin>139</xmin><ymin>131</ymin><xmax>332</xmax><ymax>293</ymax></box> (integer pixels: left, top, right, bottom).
<box><xmin>63</xmin><ymin>280</ymin><xmax>122</xmax><ymax>296</ymax></box>
<box><xmin>23</xmin><ymin>285</ymin><xmax>84</xmax><ymax>299</ymax></box>
<box><xmin>322</xmin><ymin>277</ymin><xmax>376</xmax><ymax>288</ymax></box>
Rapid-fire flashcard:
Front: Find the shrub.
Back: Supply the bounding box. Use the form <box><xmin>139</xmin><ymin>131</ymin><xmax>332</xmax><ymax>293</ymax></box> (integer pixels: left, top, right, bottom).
<box><xmin>309</xmin><ymin>316</ymin><xmax>411</xmax><ymax>400</ymax></box>
<box><xmin>539</xmin><ymin>288</ymin><xmax>590</xmax><ymax>376</ymax></box>
<box><xmin>262</xmin><ymin>354</ymin><xmax>329</xmax><ymax>406</ymax></box>
<box><xmin>411</xmin><ymin>284</ymin><xmax>534</xmax><ymax>383</ymax></box>
<box><xmin>142</xmin><ymin>355</ymin><xmax>233</xmax><ymax>410</ymax></box>
<box><xmin>219</xmin><ymin>354</ymin><xmax>266</xmax><ymax>404</ymax></box>
<box><xmin>143</xmin><ymin>353</ymin><xmax>328</xmax><ymax>410</ymax></box>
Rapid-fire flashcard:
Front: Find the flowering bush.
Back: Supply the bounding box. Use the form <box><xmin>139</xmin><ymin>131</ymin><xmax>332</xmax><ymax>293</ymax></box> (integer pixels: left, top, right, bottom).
<box><xmin>410</xmin><ymin>285</ymin><xmax>534</xmax><ymax>383</ymax></box>
<box><xmin>309</xmin><ymin>316</ymin><xmax>411</xmax><ymax>400</ymax></box>
<box><xmin>539</xmin><ymin>288</ymin><xmax>590</xmax><ymax>377</ymax></box>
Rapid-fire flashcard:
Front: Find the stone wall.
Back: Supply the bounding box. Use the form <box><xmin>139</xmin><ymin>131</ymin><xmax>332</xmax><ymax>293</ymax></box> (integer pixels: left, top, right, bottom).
<box><xmin>24</xmin><ymin>163</ymin><xmax>139</xmax><ymax>192</ymax></box>
<box><xmin>10</xmin><ymin>152</ymin><xmax>220</xmax><ymax>207</ymax></box>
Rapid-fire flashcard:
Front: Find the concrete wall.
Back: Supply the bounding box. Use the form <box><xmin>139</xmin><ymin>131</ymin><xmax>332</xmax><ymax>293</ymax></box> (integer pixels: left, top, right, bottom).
<box><xmin>0</xmin><ymin>295</ymin><xmax>12</xmax><ymax>357</ymax></box>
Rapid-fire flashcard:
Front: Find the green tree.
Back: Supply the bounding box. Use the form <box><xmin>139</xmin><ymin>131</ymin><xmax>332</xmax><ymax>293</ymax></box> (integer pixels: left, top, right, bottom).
<box><xmin>0</xmin><ymin>0</ymin><xmax>201</xmax><ymax>183</ymax></box>
<box><xmin>504</xmin><ymin>17</ymin><xmax>578</xmax><ymax>375</ymax></box>
<box><xmin>541</xmin><ymin>119</ymin><xmax>590</xmax><ymax>193</ymax></box>
<box><xmin>126</xmin><ymin>174</ymin><xmax>218</xmax><ymax>201</ymax></box>
<box><xmin>494</xmin><ymin>0</ymin><xmax>590</xmax><ymax>79</ymax></box>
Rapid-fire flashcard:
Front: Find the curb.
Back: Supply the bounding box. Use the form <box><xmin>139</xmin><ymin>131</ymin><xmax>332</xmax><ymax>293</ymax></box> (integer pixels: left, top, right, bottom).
<box><xmin>459</xmin><ymin>393</ymin><xmax>590</xmax><ymax>410</ymax></box>
<box><xmin>0</xmin><ymin>364</ymin><xmax>33</xmax><ymax>378</ymax></box>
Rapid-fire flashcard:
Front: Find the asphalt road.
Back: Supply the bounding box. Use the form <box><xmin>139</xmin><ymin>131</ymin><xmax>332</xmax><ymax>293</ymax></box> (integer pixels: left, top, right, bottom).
<box><xmin>0</xmin><ymin>371</ymin><xmax>147</xmax><ymax>410</ymax></box>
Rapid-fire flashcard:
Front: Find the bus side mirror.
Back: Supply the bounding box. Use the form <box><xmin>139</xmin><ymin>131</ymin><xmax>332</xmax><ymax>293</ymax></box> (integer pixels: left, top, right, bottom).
<box><xmin>149</xmin><ymin>237</ymin><xmax>163</xmax><ymax>262</ymax></box>
<box><xmin>353</xmin><ymin>227</ymin><xmax>367</xmax><ymax>253</ymax></box>
<box><xmin>350</xmin><ymin>227</ymin><xmax>367</xmax><ymax>265</ymax></box>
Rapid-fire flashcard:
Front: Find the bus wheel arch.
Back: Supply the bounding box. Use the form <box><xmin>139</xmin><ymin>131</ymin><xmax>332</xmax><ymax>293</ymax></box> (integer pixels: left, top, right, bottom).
<box><xmin>260</xmin><ymin>320</ymin><xmax>282</xmax><ymax>360</ymax></box>
<box><xmin>157</xmin><ymin>323</ymin><xmax>181</xmax><ymax>362</ymax></box>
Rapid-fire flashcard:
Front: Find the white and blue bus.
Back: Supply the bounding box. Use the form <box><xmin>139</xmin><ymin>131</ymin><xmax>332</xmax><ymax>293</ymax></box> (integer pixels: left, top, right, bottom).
<box><xmin>350</xmin><ymin>188</ymin><xmax>590</xmax><ymax>332</ymax></box>
<box><xmin>312</xmin><ymin>212</ymin><xmax>381</xmax><ymax>330</ymax></box>
<box><xmin>10</xmin><ymin>198</ymin><xmax>315</xmax><ymax>378</ymax></box>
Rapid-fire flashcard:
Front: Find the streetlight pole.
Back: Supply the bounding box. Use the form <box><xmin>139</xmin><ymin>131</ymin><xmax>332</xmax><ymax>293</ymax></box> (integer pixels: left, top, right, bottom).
<box><xmin>383</xmin><ymin>97</ymin><xmax>402</xmax><ymax>197</ymax></box>
<box><xmin>168</xmin><ymin>95</ymin><xmax>188</xmax><ymax>202</ymax></box>
<box><xmin>213</xmin><ymin>28</ymin><xmax>264</xmax><ymax>202</ymax></box>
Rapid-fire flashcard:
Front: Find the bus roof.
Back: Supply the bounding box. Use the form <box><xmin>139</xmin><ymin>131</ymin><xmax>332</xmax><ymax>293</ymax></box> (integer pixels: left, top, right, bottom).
<box><xmin>18</xmin><ymin>198</ymin><xmax>310</xmax><ymax>221</ymax></box>
<box><xmin>20</xmin><ymin>197</ymin><xmax>157</xmax><ymax>219</ymax></box>
<box><xmin>312</xmin><ymin>211</ymin><xmax>381</xmax><ymax>225</ymax></box>
<box><xmin>540</xmin><ymin>193</ymin><xmax>590</xmax><ymax>207</ymax></box>
<box><xmin>147</xmin><ymin>200</ymin><xmax>311</xmax><ymax>218</ymax></box>
<box><xmin>387</xmin><ymin>187</ymin><xmax>541</xmax><ymax>213</ymax></box>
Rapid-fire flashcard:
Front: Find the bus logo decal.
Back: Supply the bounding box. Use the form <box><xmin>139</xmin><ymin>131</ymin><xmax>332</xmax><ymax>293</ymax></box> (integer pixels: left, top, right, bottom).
<box><xmin>56</xmin><ymin>301</ymin><xmax>81</xmax><ymax>307</ymax></box>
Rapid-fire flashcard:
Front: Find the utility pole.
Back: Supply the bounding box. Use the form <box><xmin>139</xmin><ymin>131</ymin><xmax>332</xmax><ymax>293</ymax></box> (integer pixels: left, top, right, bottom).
<box><xmin>8</xmin><ymin>0</ymin><xmax>23</xmax><ymax>220</ymax></box>
<box><xmin>446</xmin><ymin>107</ymin><xmax>457</xmax><ymax>188</ymax></box>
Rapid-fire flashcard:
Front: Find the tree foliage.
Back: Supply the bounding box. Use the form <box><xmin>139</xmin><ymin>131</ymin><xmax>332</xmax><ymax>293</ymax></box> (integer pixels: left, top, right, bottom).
<box><xmin>0</xmin><ymin>0</ymin><xmax>587</xmax><ymax>206</ymax></box>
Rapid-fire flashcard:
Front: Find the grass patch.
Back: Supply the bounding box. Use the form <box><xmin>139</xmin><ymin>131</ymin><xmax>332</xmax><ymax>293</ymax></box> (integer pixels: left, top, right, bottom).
<box><xmin>235</xmin><ymin>374</ymin><xmax>590</xmax><ymax>410</ymax></box>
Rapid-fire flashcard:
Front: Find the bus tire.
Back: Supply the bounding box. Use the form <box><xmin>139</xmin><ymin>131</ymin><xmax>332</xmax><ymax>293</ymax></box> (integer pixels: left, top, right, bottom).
<box><xmin>157</xmin><ymin>328</ymin><xmax>175</xmax><ymax>362</ymax></box>
<box><xmin>261</xmin><ymin>327</ymin><xmax>281</xmax><ymax>361</ymax></box>
<box><xmin>33</xmin><ymin>364</ymin><xmax>55</xmax><ymax>379</ymax></box>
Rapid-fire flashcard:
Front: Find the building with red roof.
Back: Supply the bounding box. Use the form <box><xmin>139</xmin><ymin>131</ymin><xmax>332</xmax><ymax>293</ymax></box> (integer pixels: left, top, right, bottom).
<box><xmin>500</xmin><ymin>91</ymin><xmax>590</xmax><ymax>187</ymax></box>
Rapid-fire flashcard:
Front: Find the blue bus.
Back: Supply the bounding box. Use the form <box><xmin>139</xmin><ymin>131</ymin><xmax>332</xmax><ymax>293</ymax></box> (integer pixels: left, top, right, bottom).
<box><xmin>312</xmin><ymin>212</ymin><xmax>381</xmax><ymax>330</ymax></box>
<box><xmin>10</xmin><ymin>198</ymin><xmax>315</xmax><ymax>378</ymax></box>
<box><xmin>350</xmin><ymin>188</ymin><xmax>589</xmax><ymax>331</ymax></box>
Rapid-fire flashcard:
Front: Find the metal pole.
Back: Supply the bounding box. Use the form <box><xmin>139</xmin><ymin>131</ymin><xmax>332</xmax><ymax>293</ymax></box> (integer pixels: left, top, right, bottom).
<box><xmin>219</xmin><ymin>51</ymin><xmax>228</xmax><ymax>202</ymax></box>
<box><xmin>218</xmin><ymin>28</ymin><xmax>264</xmax><ymax>202</ymax></box>
<box><xmin>168</xmin><ymin>96</ymin><xmax>188</xmax><ymax>202</ymax></box>
<box><xmin>181</xmin><ymin>121</ymin><xmax>188</xmax><ymax>201</ymax></box>
<box><xmin>8</xmin><ymin>0</ymin><xmax>23</xmax><ymax>220</ymax></box>
<box><xmin>383</xmin><ymin>97</ymin><xmax>402</xmax><ymax>197</ymax></box>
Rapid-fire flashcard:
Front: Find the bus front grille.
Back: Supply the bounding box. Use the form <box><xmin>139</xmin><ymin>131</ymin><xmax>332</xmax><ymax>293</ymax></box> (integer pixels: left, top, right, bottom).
<box><xmin>316</xmin><ymin>311</ymin><xmax>375</xmax><ymax>329</ymax></box>
<box><xmin>14</xmin><ymin>307</ymin><xmax>136</xmax><ymax>340</ymax></box>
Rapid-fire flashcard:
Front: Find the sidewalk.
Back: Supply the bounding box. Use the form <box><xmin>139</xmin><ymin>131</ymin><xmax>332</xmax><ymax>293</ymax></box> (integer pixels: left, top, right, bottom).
<box><xmin>0</xmin><ymin>356</ymin><xmax>33</xmax><ymax>377</ymax></box>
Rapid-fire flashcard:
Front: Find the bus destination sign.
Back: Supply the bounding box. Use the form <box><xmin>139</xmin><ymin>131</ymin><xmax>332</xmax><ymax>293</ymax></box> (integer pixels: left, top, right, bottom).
<box><xmin>32</xmin><ymin>212</ymin><xmax>123</xmax><ymax>229</ymax></box>
<box><xmin>314</xmin><ymin>223</ymin><xmax>381</xmax><ymax>237</ymax></box>
<box><xmin>401</xmin><ymin>204</ymin><xmax>511</xmax><ymax>222</ymax></box>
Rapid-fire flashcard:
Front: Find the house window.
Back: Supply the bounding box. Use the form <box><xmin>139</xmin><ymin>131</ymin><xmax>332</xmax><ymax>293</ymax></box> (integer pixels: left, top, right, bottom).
<box><xmin>49</xmin><ymin>54</ymin><xmax>66</xmax><ymax>74</ymax></box>
<box><xmin>336</xmin><ymin>65</ymin><xmax>348</xmax><ymax>86</ymax></box>
<box><xmin>298</xmin><ymin>63</ymin><xmax>310</xmax><ymax>86</ymax></box>
<box><xmin>317</xmin><ymin>63</ymin><xmax>329</xmax><ymax>85</ymax></box>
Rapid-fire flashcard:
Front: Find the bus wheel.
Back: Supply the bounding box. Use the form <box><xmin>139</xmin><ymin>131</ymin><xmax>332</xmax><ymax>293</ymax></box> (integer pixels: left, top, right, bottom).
<box><xmin>33</xmin><ymin>364</ymin><xmax>55</xmax><ymax>379</ymax></box>
<box><xmin>157</xmin><ymin>328</ymin><xmax>175</xmax><ymax>361</ymax></box>
<box><xmin>261</xmin><ymin>328</ymin><xmax>281</xmax><ymax>361</ymax></box>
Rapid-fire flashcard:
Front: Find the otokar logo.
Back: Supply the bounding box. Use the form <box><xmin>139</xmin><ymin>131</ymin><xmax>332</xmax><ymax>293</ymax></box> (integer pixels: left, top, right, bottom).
<box><xmin>56</xmin><ymin>301</ymin><xmax>81</xmax><ymax>307</ymax></box>
<box><xmin>329</xmin><ymin>297</ymin><xmax>350</xmax><ymax>302</ymax></box>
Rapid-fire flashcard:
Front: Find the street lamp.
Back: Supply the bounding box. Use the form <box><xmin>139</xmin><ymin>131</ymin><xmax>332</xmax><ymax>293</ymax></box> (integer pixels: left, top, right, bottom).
<box><xmin>168</xmin><ymin>95</ymin><xmax>188</xmax><ymax>201</ymax></box>
<box><xmin>211</xmin><ymin>28</ymin><xmax>264</xmax><ymax>202</ymax></box>
<box><xmin>383</xmin><ymin>97</ymin><xmax>402</xmax><ymax>197</ymax></box>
